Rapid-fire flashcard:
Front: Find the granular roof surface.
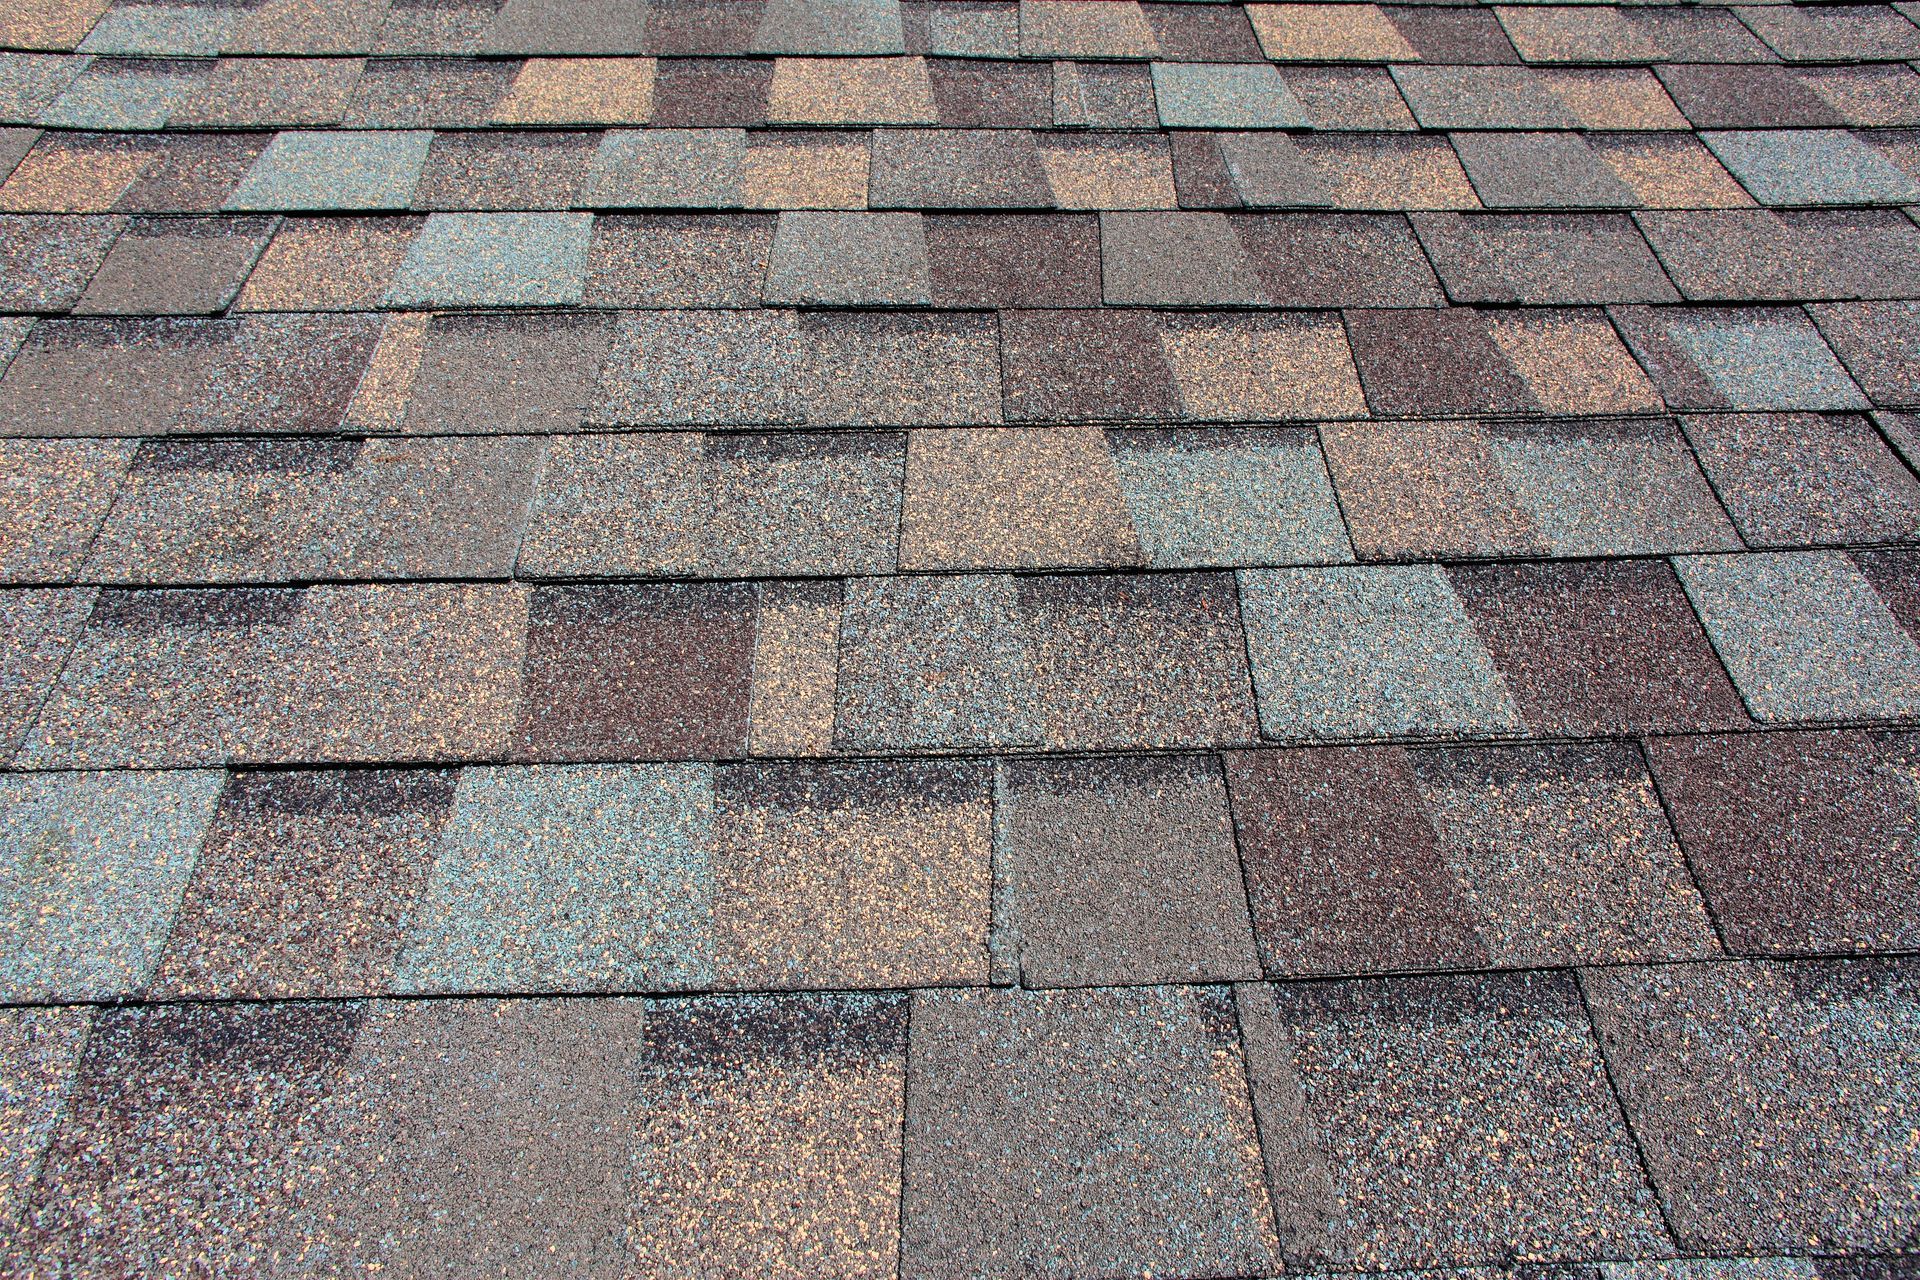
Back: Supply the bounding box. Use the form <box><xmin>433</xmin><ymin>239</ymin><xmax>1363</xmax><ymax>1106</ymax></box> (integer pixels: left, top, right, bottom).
<box><xmin>1</xmin><ymin>0</ymin><xmax>1918</xmax><ymax>1274</ymax></box>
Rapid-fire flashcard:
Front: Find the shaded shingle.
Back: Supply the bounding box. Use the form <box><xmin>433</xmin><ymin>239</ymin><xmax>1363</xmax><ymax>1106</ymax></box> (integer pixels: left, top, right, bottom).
<box><xmin>1100</xmin><ymin>211</ymin><xmax>1266</xmax><ymax>306</ymax></box>
<box><xmin>38</xmin><ymin>56</ymin><xmax>206</xmax><ymax>130</ymax></box>
<box><xmin>74</xmin><ymin>214</ymin><xmax>275</xmax><ymax>315</ymax></box>
<box><xmin>712</xmin><ymin>760</ymin><xmax>991</xmax><ymax>988</ymax></box>
<box><xmin>235</xmin><ymin>213</ymin><xmax>420</xmax><ymax>310</ymax></box>
<box><xmin>1658</xmin><ymin>64</ymin><xmax>1847</xmax><ymax>130</ymax></box>
<box><xmin>1703</xmin><ymin>129</ymin><xmax>1920</xmax><ymax>206</ymax></box>
<box><xmin>834</xmin><ymin>573</ymin><xmax>1038</xmax><ymax>751</ymax></box>
<box><xmin>903</xmin><ymin>985</ymin><xmax>1280</xmax><ymax>1279</ymax></box>
<box><xmin>383</xmin><ymin>211</ymin><xmax>592</xmax><ymax>307</ymax></box>
<box><xmin>1238</xmin><ymin>564</ymin><xmax>1523</xmax><ymax>740</ymax></box>
<box><xmin>491</xmin><ymin>55</ymin><xmax>654</xmax><ymax>124</ymax></box>
<box><xmin>1451</xmin><ymin>131</ymin><xmax>1636</xmax><ymax>209</ymax></box>
<box><xmin>1413</xmin><ymin>211</ymin><xmax>1678</xmax><ymax>305</ymax></box>
<box><xmin>508</xmin><ymin>582</ymin><xmax>754</xmax><ymax>762</ymax></box>
<box><xmin>149</xmin><ymin>769</ymin><xmax>453</xmax><ymax>999</ymax></box>
<box><xmin>1449</xmin><ymin>558</ymin><xmax>1751</xmax><ymax>735</ymax></box>
<box><xmin>1676</xmin><ymin>550</ymin><xmax>1920</xmax><ymax>722</ymax></box>
<box><xmin>582</xmin><ymin>127</ymin><xmax>745</xmax><ymax>208</ymax></box>
<box><xmin>634</xmin><ymin>991</ymin><xmax>909</xmax><ymax>1277</ymax></box>
<box><xmin>1810</xmin><ymin>300</ymin><xmax>1920</xmax><ymax>405</ymax></box>
<box><xmin>86</xmin><ymin>436</ymin><xmax>541</xmax><ymax>583</ymax></box>
<box><xmin>1637</xmin><ymin>208</ymin><xmax>1920</xmax><ymax>302</ymax></box>
<box><xmin>1237</xmin><ymin>212</ymin><xmax>1444</xmax><ymax>307</ymax></box>
<box><xmin>520</xmin><ymin>430</ymin><xmax>901</xmax><ymax>578</ymax></box>
<box><xmin>1145</xmin><ymin>2</ymin><xmax>1262</xmax><ymax>63</ymax></box>
<box><xmin>650</xmin><ymin>55</ymin><xmax>772</xmax><ymax>126</ymax></box>
<box><xmin>904</xmin><ymin>0</ymin><xmax>1015</xmax><ymax>57</ymax></box>
<box><xmin>0</xmin><ymin>0</ymin><xmax>111</xmax><ymax>51</ymax></box>
<box><xmin>1738</xmin><ymin>4</ymin><xmax>1920</xmax><ymax>63</ymax></box>
<box><xmin>1648</xmin><ymin>730</ymin><xmax>1920</xmax><ymax>956</ymax></box>
<box><xmin>341</xmin><ymin>56</ymin><xmax>515</xmax><ymax>128</ymax></box>
<box><xmin>996</xmin><ymin>755</ymin><xmax>1259</xmax><ymax>987</ymax></box>
<box><xmin>1246</xmin><ymin>3</ymin><xmax>1420</xmax><ymax>62</ymax></box>
<box><xmin>79</xmin><ymin>1</ymin><xmax>234</xmax><ymax>54</ymax></box>
<box><xmin>1246</xmin><ymin>971</ymin><xmax>1668</xmax><ymax>1270</ymax></box>
<box><xmin>1585</xmin><ymin>959</ymin><xmax>1920</xmax><ymax>1252</ymax></box>
<box><xmin>21</xmin><ymin>1001</ymin><xmax>363</xmax><ymax>1274</ymax></box>
<box><xmin>1280</xmin><ymin>65</ymin><xmax>1416</xmax><ymax>130</ymax></box>
<box><xmin>225</xmin><ymin>0</ymin><xmax>386</xmax><ymax>54</ymax></box>
<box><xmin>1054</xmin><ymin>59</ymin><xmax>1159</xmax><ymax>130</ymax></box>
<box><xmin>25</xmin><ymin>583</ymin><xmax>530</xmax><ymax>768</ymax></box>
<box><xmin>0</xmin><ymin>587</ymin><xmax>93</xmax><ymax>757</ymax></box>
<box><xmin>1613</xmin><ymin>305</ymin><xmax>1868</xmax><ymax>412</ymax></box>
<box><xmin>1498</xmin><ymin>6</ymin><xmax>1774</xmax><ymax>65</ymax></box>
<box><xmin>1347</xmin><ymin>307</ymin><xmax>1658</xmax><ymax>418</ymax></box>
<box><xmin>1037</xmin><ymin>130</ymin><xmax>1175</xmax><ymax>208</ymax></box>
<box><xmin>593</xmin><ymin>309</ymin><xmax>804</xmax><ymax>425</ymax></box>
<box><xmin>928</xmin><ymin>56</ymin><xmax>1049</xmax><ymax>126</ymax></box>
<box><xmin>1681</xmin><ymin>411</ymin><xmax>1920</xmax><ymax>547</ymax></box>
<box><xmin>1230</xmin><ymin>741</ymin><xmax>1716</xmax><ymax>975</ymax></box>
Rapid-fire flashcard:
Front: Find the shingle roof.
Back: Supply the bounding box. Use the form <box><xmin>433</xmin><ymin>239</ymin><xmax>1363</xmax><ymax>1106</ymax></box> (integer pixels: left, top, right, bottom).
<box><xmin>3</xmin><ymin>0</ymin><xmax>1919</xmax><ymax>1273</ymax></box>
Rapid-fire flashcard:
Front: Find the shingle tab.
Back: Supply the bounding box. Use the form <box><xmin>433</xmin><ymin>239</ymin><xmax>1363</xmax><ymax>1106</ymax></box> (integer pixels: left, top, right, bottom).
<box><xmin>997</xmin><ymin>755</ymin><xmax>1259</xmax><ymax>987</ymax></box>
<box><xmin>1239</xmin><ymin>565</ymin><xmax>1523</xmax><ymax>740</ymax></box>
<box><xmin>903</xmin><ymin>985</ymin><xmax>1281</xmax><ymax>1279</ymax></box>
<box><xmin>1677</xmin><ymin>550</ymin><xmax>1920</xmax><ymax>722</ymax></box>
<box><xmin>1586</xmin><ymin>959</ymin><xmax>1920</xmax><ymax>1252</ymax></box>
<box><xmin>1648</xmin><ymin>730</ymin><xmax>1920</xmax><ymax>956</ymax></box>
<box><xmin>383</xmin><ymin>211</ymin><xmax>592</xmax><ymax>307</ymax></box>
<box><xmin>1230</xmin><ymin>741</ymin><xmax>1716</xmax><ymax>975</ymax></box>
<box><xmin>1247</xmin><ymin>970</ymin><xmax>1669</xmax><ymax>1269</ymax></box>
<box><xmin>713</xmin><ymin>759</ymin><xmax>991</xmax><ymax>988</ymax></box>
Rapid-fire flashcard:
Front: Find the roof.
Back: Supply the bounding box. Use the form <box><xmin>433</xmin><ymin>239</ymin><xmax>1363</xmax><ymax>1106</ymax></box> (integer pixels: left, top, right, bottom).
<box><xmin>2</xmin><ymin>0</ymin><xmax>1918</xmax><ymax>1274</ymax></box>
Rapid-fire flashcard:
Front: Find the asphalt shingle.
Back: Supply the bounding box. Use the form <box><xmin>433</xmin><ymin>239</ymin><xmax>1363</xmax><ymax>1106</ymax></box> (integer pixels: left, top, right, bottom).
<box><xmin>1245</xmin><ymin>971</ymin><xmax>1669</xmax><ymax>1269</ymax></box>
<box><xmin>5</xmin><ymin>12</ymin><xmax>1919</xmax><ymax>1269</ymax></box>
<box><xmin>903</xmin><ymin>985</ymin><xmax>1281</xmax><ymax>1279</ymax></box>
<box><xmin>1586</xmin><ymin>959</ymin><xmax>1920</xmax><ymax>1252</ymax></box>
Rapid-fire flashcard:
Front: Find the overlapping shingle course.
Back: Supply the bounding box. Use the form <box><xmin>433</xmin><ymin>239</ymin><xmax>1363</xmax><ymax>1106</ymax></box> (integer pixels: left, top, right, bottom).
<box><xmin>3</xmin><ymin>0</ymin><xmax>1920</xmax><ymax>1273</ymax></box>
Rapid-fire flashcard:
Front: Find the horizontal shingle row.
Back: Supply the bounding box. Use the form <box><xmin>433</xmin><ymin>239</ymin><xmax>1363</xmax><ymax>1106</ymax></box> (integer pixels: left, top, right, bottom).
<box><xmin>6</xmin><ymin>124</ymin><xmax>1918</xmax><ymax>208</ymax></box>
<box><xmin>8</xmin><ymin>551</ymin><xmax>1920</xmax><ymax>766</ymax></box>
<box><xmin>14</xmin><ymin>52</ymin><xmax>1920</xmax><ymax>131</ymax></box>
<box><xmin>2</xmin><ymin>962</ymin><xmax>1915</xmax><ymax>1273</ymax></box>
<box><xmin>0</xmin><ymin>307</ymin><xmax>1912</xmax><ymax>436</ymax></box>
<box><xmin>11</xmin><ymin>210</ymin><xmax>1920</xmax><ymax>317</ymax></box>
<box><xmin>10</xmin><ymin>413</ymin><xmax>1920</xmax><ymax>587</ymax></box>
<box><xmin>10</xmin><ymin>729</ymin><xmax>1920</xmax><ymax>1002</ymax></box>
<box><xmin>11</xmin><ymin>0</ymin><xmax>1920</xmax><ymax>64</ymax></box>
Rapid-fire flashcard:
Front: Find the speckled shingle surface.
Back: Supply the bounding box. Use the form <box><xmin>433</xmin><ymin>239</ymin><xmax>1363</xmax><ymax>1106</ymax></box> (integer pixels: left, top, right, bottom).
<box><xmin>4</xmin><ymin>2</ymin><xmax>1919</xmax><ymax>1271</ymax></box>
